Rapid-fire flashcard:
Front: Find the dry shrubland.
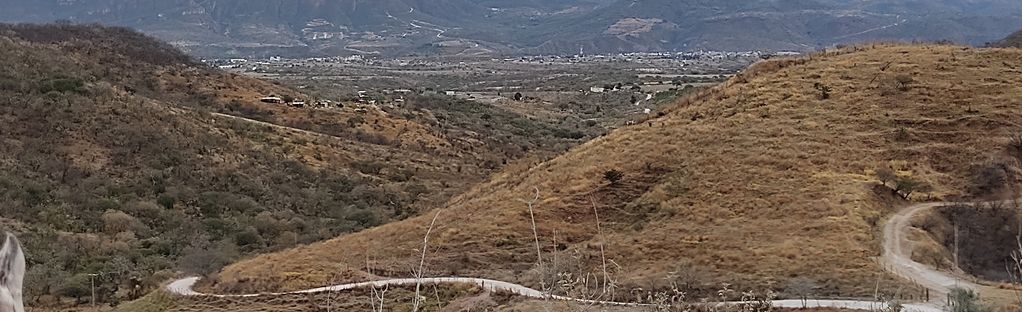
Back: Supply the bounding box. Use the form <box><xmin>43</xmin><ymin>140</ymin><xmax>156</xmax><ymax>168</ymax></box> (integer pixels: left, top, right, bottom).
<box><xmin>211</xmin><ymin>43</ymin><xmax>1022</xmax><ymax>300</ymax></box>
<box><xmin>0</xmin><ymin>24</ymin><xmax>588</xmax><ymax>308</ymax></box>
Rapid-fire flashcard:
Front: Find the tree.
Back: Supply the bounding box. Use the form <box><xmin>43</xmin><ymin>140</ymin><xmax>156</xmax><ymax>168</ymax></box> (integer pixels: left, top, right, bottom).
<box><xmin>669</xmin><ymin>260</ymin><xmax>710</xmax><ymax>293</ymax></box>
<box><xmin>233</xmin><ymin>226</ymin><xmax>265</xmax><ymax>251</ymax></box>
<box><xmin>894</xmin><ymin>176</ymin><xmax>922</xmax><ymax>199</ymax></box>
<box><xmin>24</xmin><ymin>263</ymin><xmax>68</xmax><ymax>303</ymax></box>
<box><xmin>876</xmin><ymin>167</ymin><xmax>897</xmax><ymax>186</ymax></box>
<box><xmin>57</xmin><ymin>274</ymin><xmax>92</xmax><ymax>304</ymax></box>
<box><xmin>784</xmin><ymin>277</ymin><xmax>818</xmax><ymax>308</ymax></box>
<box><xmin>604</xmin><ymin>170</ymin><xmax>624</xmax><ymax>185</ymax></box>
<box><xmin>101</xmin><ymin>210</ymin><xmax>141</xmax><ymax>234</ymax></box>
<box><xmin>178</xmin><ymin>241</ymin><xmax>239</xmax><ymax>276</ymax></box>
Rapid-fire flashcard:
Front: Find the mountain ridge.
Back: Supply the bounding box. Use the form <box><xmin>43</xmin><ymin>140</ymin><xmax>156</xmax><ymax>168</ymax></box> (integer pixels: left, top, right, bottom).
<box><xmin>1</xmin><ymin>0</ymin><xmax>1021</xmax><ymax>57</ymax></box>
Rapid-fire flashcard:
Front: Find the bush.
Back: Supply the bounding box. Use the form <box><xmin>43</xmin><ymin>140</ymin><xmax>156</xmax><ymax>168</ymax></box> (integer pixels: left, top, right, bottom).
<box><xmin>1009</xmin><ymin>133</ymin><xmax>1022</xmax><ymax>160</ymax></box>
<box><xmin>969</xmin><ymin>163</ymin><xmax>1010</xmax><ymax>197</ymax></box>
<box><xmin>550</xmin><ymin>128</ymin><xmax>585</xmax><ymax>140</ymax></box>
<box><xmin>352</xmin><ymin>160</ymin><xmax>384</xmax><ymax>175</ymax></box>
<box><xmin>57</xmin><ymin>274</ymin><xmax>92</xmax><ymax>302</ymax></box>
<box><xmin>347</xmin><ymin>209</ymin><xmax>379</xmax><ymax>227</ymax></box>
<box><xmin>604</xmin><ymin>169</ymin><xmax>624</xmax><ymax>185</ymax></box>
<box><xmin>893</xmin><ymin>176</ymin><xmax>922</xmax><ymax>199</ymax></box>
<box><xmin>948</xmin><ymin>288</ymin><xmax>990</xmax><ymax>312</ymax></box>
<box><xmin>38</xmin><ymin>76</ymin><xmax>85</xmax><ymax>94</ymax></box>
<box><xmin>156</xmin><ymin>194</ymin><xmax>175</xmax><ymax>209</ymax></box>
<box><xmin>233</xmin><ymin>226</ymin><xmax>265</xmax><ymax>250</ymax></box>
<box><xmin>813</xmin><ymin>82</ymin><xmax>832</xmax><ymax>100</ymax></box>
<box><xmin>178</xmin><ymin>242</ymin><xmax>240</xmax><ymax>276</ymax></box>
<box><xmin>894</xmin><ymin>74</ymin><xmax>914</xmax><ymax>91</ymax></box>
<box><xmin>101</xmin><ymin>210</ymin><xmax>143</xmax><ymax>234</ymax></box>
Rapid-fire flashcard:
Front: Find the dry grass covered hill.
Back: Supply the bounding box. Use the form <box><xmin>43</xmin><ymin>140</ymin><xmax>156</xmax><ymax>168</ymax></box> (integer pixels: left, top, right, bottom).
<box><xmin>0</xmin><ymin>23</ymin><xmax>590</xmax><ymax>308</ymax></box>
<box><xmin>210</xmin><ymin>43</ymin><xmax>1022</xmax><ymax>300</ymax></box>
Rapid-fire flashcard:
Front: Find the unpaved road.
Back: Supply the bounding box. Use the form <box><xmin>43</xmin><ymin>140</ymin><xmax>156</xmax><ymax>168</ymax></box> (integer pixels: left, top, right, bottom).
<box><xmin>881</xmin><ymin>202</ymin><xmax>981</xmax><ymax>301</ymax></box>
<box><xmin>166</xmin><ymin>200</ymin><xmax>983</xmax><ymax>312</ymax></box>
<box><xmin>166</xmin><ymin>276</ymin><xmax>939</xmax><ymax>311</ymax></box>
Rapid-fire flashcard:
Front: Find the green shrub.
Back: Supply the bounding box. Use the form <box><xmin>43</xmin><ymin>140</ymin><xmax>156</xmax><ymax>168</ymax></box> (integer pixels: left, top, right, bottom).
<box><xmin>604</xmin><ymin>169</ymin><xmax>624</xmax><ymax>185</ymax></box>
<box><xmin>38</xmin><ymin>76</ymin><xmax>85</xmax><ymax>94</ymax></box>
<box><xmin>948</xmin><ymin>288</ymin><xmax>989</xmax><ymax>312</ymax></box>
<box><xmin>156</xmin><ymin>194</ymin><xmax>176</xmax><ymax>209</ymax></box>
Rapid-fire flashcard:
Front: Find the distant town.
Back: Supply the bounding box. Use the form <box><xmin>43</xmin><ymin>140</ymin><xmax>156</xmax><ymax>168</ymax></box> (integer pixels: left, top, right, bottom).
<box><xmin>201</xmin><ymin>50</ymin><xmax>797</xmax><ymax>73</ymax></box>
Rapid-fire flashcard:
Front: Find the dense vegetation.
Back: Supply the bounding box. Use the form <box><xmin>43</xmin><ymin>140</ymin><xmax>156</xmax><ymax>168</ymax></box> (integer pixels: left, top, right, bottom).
<box><xmin>0</xmin><ymin>24</ymin><xmax>375</xmax><ymax>306</ymax></box>
<box><xmin>921</xmin><ymin>203</ymin><xmax>1022</xmax><ymax>282</ymax></box>
<box><xmin>0</xmin><ymin>24</ymin><xmax>589</xmax><ymax>308</ymax></box>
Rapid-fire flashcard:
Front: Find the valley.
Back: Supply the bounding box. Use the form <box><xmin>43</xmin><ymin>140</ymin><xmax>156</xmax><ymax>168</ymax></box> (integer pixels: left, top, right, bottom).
<box><xmin>188</xmin><ymin>43</ymin><xmax>1022</xmax><ymax>310</ymax></box>
<box><xmin>0</xmin><ymin>5</ymin><xmax>1021</xmax><ymax>312</ymax></box>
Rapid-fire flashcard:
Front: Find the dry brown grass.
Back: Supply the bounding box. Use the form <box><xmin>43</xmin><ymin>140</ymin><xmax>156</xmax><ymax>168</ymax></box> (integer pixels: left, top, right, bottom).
<box><xmin>208</xmin><ymin>44</ymin><xmax>1022</xmax><ymax>299</ymax></box>
<box><xmin>111</xmin><ymin>285</ymin><xmax>483</xmax><ymax>312</ymax></box>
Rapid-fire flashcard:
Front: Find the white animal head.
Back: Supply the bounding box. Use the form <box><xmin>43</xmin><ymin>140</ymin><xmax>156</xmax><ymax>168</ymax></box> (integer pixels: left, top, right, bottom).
<box><xmin>0</xmin><ymin>233</ymin><xmax>24</xmax><ymax>312</ymax></box>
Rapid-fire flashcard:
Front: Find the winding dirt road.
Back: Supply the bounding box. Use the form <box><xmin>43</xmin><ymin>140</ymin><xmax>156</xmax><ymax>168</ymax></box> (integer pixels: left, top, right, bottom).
<box><xmin>165</xmin><ymin>201</ymin><xmax>979</xmax><ymax>312</ymax></box>
<box><xmin>881</xmin><ymin>202</ymin><xmax>980</xmax><ymax>301</ymax></box>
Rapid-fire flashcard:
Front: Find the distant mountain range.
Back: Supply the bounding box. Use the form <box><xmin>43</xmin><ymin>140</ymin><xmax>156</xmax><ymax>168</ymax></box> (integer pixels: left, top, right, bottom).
<box><xmin>2</xmin><ymin>0</ymin><xmax>1021</xmax><ymax>57</ymax></box>
<box><xmin>993</xmin><ymin>29</ymin><xmax>1022</xmax><ymax>48</ymax></box>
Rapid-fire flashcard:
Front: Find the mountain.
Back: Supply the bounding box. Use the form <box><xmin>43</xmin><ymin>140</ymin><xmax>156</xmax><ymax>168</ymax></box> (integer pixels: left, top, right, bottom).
<box><xmin>513</xmin><ymin>0</ymin><xmax>1022</xmax><ymax>53</ymax></box>
<box><xmin>0</xmin><ymin>24</ymin><xmax>588</xmax><ymax>306</ymax></box>
<box><xmin>206</xmin><ymin>43</ymin><xmax>1022</xmax><ymax>300</ymax></box>
<box><xmin>1</xmin><ymin>0</ymin><xmax>1020</xmax><ymax>56</ymax></box>
<box><xmin>992</xmin><ymin>29</ymin><xmax>1022</xmax><ymax>47</ymax></box>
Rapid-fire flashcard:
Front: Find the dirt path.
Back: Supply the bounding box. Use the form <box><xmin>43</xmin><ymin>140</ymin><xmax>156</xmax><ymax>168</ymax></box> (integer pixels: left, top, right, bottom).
<box><xmin>881</xmin><ymin>202</ymin><xmax>981</xmax><ymax>302</ymax></box>
<box><xmin>164</xmin><ymin>200</ymin><xmax>997</xmax><ymax>312</ymax></box>
<box><xmin>166</xmin><ymin>276</ymin><xmax>940</xmax><ymax>311</ymax></box>
<box><xmin>211</xmin><ymin>112</ymin><xmax>343</xmax><ymax>140</ymax></box>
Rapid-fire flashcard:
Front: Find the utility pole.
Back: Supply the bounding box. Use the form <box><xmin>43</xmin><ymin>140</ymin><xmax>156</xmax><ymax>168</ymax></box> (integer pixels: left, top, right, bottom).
<box><xmin>87</xmin><ymin>273</ymin><xmax>100</xmax><ymax>308</ymax></box>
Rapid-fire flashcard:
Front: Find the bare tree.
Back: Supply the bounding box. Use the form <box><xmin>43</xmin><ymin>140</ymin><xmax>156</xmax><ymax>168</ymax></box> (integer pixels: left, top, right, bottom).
<box><xmin>433</xmin><ymin>284</ymin><xmax>444</xmax><ymax>311</ymax></box>
<box><xmin>784</xmin><ymin>277</ymin><xmax>818</xmax><ymax>308</ymax></box>
<box><xmin>324</xmin><ymin>273</ymin><xmax>342</xmax><ymax>312</ymax></box>
<box><xmin>519</xmin><ymin>187</ymin><xmax>546</xmax><ymax>293</ymax></box>
<box><xmin>412</xmin><ymin>209</ymin><xmax>443</xmax><ymax>312</ymax></box>
<box><xmin>366</xmin><ymin>254</ymin><xmax>388</xmax><ymax>312</ymax></box>
<box><xmin>1007</xmin><ymin>233</ymin><xmax>1022</xmax><ymax>306</ymax></box>
<box><xmin>591</xmin><ymin>197</ymin><xmax>610</xmax><ymax>298</ymax></box>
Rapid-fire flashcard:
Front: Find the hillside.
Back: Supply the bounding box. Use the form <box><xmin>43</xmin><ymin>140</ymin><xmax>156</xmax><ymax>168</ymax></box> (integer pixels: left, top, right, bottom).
<box><xmin>992</xmin><ymin>29</ymin><xmax>1022</xmax><ymax>48</ymax></box>
<box><xmin>0</xmin><ymin>24</ymin><xmax>586</xmax><ymax>307</ymax></box>
<box><xmin>1</xmin><ymin>0</ymin><xmax>1021</xmax><ymax>56</ymax></box>
<box><xmin>516</xmin><ymin>0</ymin><xmax>1022</xmax><ymax>54</ymax></box>
<box><xmin>209</xmin><ymin>44</ymin><xmax>1022</xmax><ymax>301</ymax></box>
